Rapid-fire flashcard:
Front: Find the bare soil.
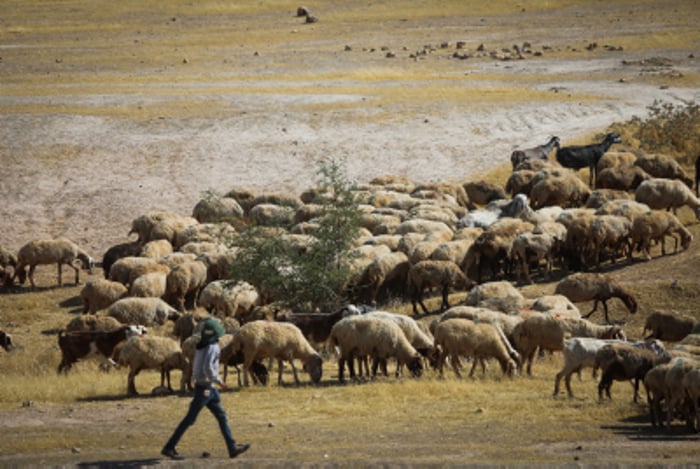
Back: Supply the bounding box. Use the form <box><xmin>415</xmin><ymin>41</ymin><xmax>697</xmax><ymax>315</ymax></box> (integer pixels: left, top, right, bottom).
<box><xmin>1</xmin><ymin>1</ymin><xmax>699</xmax><ymax>466</ymax></box>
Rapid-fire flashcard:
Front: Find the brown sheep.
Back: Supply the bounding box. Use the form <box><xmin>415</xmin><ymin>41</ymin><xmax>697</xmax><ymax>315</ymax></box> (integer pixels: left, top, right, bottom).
<box><xmin>554</xmin><ymin>272</ymin><xmax>637</xmax><ymax>324</ymax></box>
<box><xmin>407</xmin><ymin>260</ymin><xmax>475</xmax><ymax>316</ymax></box>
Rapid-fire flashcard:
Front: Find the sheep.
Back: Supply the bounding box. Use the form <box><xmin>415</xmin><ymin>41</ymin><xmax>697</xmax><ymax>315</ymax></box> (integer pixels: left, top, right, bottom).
<box><xmin>643</xmin><ymin>311</ymin><xmax>697</xmax><ymax>342</ymax></box>
<box><xmin>0</xmin><ymin>245</ymin><xmax>18</xmax><ymax>287</ymax></box>
<box><xmin>165</xmin><ymin>260</ymin><xmax>208</xmax><ymax>311</ymax></box>
<box><xmin>128</xmin><ymin>211</ymin><xmax>180</xmax><ymax>242</ymax></box>
<box><xmin>364</xmin><ymin>251</ymin><xmax>411</xmax><ymax>304</ymax></box>
<box><xmin>595</xmin><ymin>165</ymin><xmax>650</xmax><ymax>191</ymax></box>
<box><xmin>594</xmin><ymin>342</ymin><xmax>670</xmax><ymax>402</ymax></box>
<box><xmin>529</xmin><ymin>172</ymin><xmax>591</xmax><ymax>209</ymax></box>
<box><xmin>663</xmin><ymin>356</ymin><xmax>698</xmax><ymax>428</ymax></box>
<box><xmin>248</xmin><ymin>203</ymin><xmax>295</xmax><ymax>227</ymax></box>
<box><xmin>433</xmin><ymin>318</ymin><xmax>517</xmax><ymax>378</ymax></box>
<box><xmin>14</xmin><ymin>238</ymin><xmax>94</xmax><ymax>288</ymax></box>
<box><xmin>553</xmin><ymin>337</ymin><xmax>665</xmax><ymax>397</ymax></box>
<box><xmin>57</xmin><ymin>324</ymin><xmax>147</xmax><ymax>373</ymax></box>
<box><xmin>634</xmin><ymin>153</ymin><xmax>694</xmax><ymax>187</ymax></box>
<box><xmin>394</xmin><ymin>219</ymin><xmax>453</xmax><ymax>238</ymax></box>
<box><xmin>596</xmin><ymin>151</ymin><xmax>638</xmax><ymax>173</ymax></box>
<box><xmin>101</xmin><ymin>241</ymin><xmax>143</xmax><ymax>280</ymax></box>
<box><xmin>556</xmin><ymin>208</ymin><xmax>597</xmax><ymax>270</ymax></box>
<box><xmin>411</xmin><ymin>182</ymin><xmax>470</xmax><ymax>208</ymax></box>
<box><xmin>64</xmin><ymin>314</ymin><xmax>123</xmax><ymax>333</ymax></box>
<box><xmin>457</xmin><ymin>194</ymin><xmax>534</xmax><ymax>228</ymax></box>
<box><xmin>198</xmin><ymin>280</ymin><xmax>260</xmax><ymax>318</ymax></box>
<box><xmin>530</xmin><ymin>294</ymin><xmax>580</xmax><ymax>318</ymax></box>
<box><xmin>554</xmin><ymin>273</ymin><xmax>637</xmax><ymax>324</ymax></box>
<box><xmin>463</xmin><ymin>218</ymin><xmax>534</xmax><ymax>281</ymax></box>
<box><xmin>584</xmin><ymin>189</ymin><xmax>631</xmax><ymax>209</ymax></box>
<box><xmin>588</xmin><ymin>214</ymin><xmax>632</xmax><ymax>270</ymax></box>
<box><xmin>148</xmin><ymin>216</ymin><xmax>199</xmax><ymax>245</ymax></box>
<box><xmin>330</xmin><ymin>315</ymin><xmax>423</xmax><ymax>383</ymax></box>
<box><xmin>682</xmin><ymin>366</ymin><xmax>700</xmax><ymax>432</ymax></box>
<box><xmin>232</xmin><ymin>320</ymin><xmax>323</xmax><ymax>386</ymax></box>
<box><xmin>364</xmin><ymin>310</ymin><xmax>436</xmax><ymax>368</ymax></box>
<box><xmin>117</xmin><ymin>335</ymin><xmax>188</xmax><ymax>395</ymax></box>
<box><xmin>505</xmin><ymin>169</ymin><xmax>536</xmax><ymax>197</ymax></box>
<box><xmin>407</xmin><ymin>260</ymin><xmax>475</xmax><ymax>316</ymax></box>
<box><xmin>108</xmin><ymin>256</ymin><xmax>157</xmax><ymax>286</ymax></box>
<box><xmin>1</xmin><ymin>330</ymin><xmax>14</xmax><ymax>351</ymax></box>
<box><xmin>275</xmin><ymin>305</ymin><xmax>360</xmax><ymax>350</ymax></box>
<box><xmin>696</xmin><ymin>154</ymin><xmax>700</xmax><ymax>197</ymax></box>
<box><xmin>630</xmin><ymin>210</ymin><xmax>692</xmax><ymax>261</ymax></box>
<box><xmin>513</xmin><ymin>314</ymin><xmax>626</xmax><ymax>375</ymax></box>
<box><xmin>510</xmin><ymin>136</ymin><xmax>560</xmax><ymax>170</ymax></box>
<box><xmin>139</xmin><ymin>239</ymin><xmax>173</xmax><ymax>261</ymax></box>
<box><xmin>174</xmin><ymin>222</ymin><xmax>237</xmax><ymax>250</ymax></box>
<box><xmin>644</xmin><ymin>362</ymin><xmax>674</xmax><ymax>427</ymax></box>
<box><xmin>508</xmin><ymin>231</ymin><xmax>559</xmax><ymax>284</ymax></box>
<box><xmin>129</xmin><ymin>272</ymin><xmax>168</xmax><ymax>298</ymax></box>
<box><xmin>555</xmin><ymin>132</ymin><xmax>621</xmax><ymax>187</ymax></box>
<box><xmin>107</xmin><ymin>297</ymin><xmax>181</xmax><ymax>327</ymax></box>
<box><xmin>79</xmin><ymin>278</ymin><xmax>128</xmax><ymax>314</ymax></box>
<box><xmin>157</xmin><ymin>252</ymin><xmax>197</xmax><ymax>270</ymax></box>
<box><xmin>634</xmin><ymin>178</ymin><xmax>700</xmax><ymax>220</ymax></box>
<box><xmin>463</xmin><ymin>180</ymin><xmax>507</xmax><ymax>206</ymax></box>
<box><xmin>192</xmin><ymin>194</ymin><xmax>244</xmax><ymax>224</ymax></box>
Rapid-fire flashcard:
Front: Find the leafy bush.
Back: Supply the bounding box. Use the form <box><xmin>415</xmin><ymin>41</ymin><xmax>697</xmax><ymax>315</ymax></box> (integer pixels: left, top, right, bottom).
<box><xmin>228</xmin><ymin>156</ymin><xmax>362</xmax><ymax>313</ymax></box>
<box><xmin>608</xmin><ymin>99</ymin><xmax>700</xmax><ymax>166</ymax></box>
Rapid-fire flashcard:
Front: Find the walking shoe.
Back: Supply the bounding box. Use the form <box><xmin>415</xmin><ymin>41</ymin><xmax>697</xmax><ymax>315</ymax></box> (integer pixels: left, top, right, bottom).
<box><xmin>229</xmin><ymin>443</ymin><xmax>250</xmax><ymax>458</ymax></box>
<box><xmin>161</xmin><ymin>447</ymin><xmax>185</xmax><ymax>460</ymax></box>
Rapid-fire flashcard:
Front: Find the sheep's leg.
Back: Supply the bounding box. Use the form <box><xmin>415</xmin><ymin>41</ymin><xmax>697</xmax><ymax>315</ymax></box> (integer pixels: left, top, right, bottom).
<box><xmin>415</xmin><ymin>288</ymin><xmax>431</xmax><ymax>315</ymax></box>
<box><xmin>27</xmin><ymin>265</ymin><xmax>37</xmax><ymax>288</ymax></box>
<box><xmin>277</xmin><ymin>359</ymin><xmax>285</xmax><ymax>385</ymax></box>
<box><xmin>602</xmin><ymin>301</ymin><xmax>612</xmax><ymax>325</ymax></box>
<box><xmin>450</xmin><ymin>354</ymin><xmax>462</xmax><ymax>378</ymax></box>
<box><xmin>128</xmin><ymin>367</ymin><xmax>141</xmax><ymax>395</ymax></box>
<box><xmin>337</xmin><ymin>356</ymin><xmax>346</xmax><ymax>383</ymax></box>
<box><xmin>440</xmin><ymin>284</ymin><xmax>450</xmax><ymax>311</ymax></box>
<box><xmin>582</xmin><ymin>300</ymin><xmax>599</xmax><ymax>319</ymax></box>
<box><xmin>288</xmin><ymin>359</ymin><xmax>301</xmax><ymax>385</ymax></box>
<box><xmin>437</xmin><ymin>349</ymin><xmax>446</xmax><ymax>378</ymax></box>
<box><xmin>68</xmin><ymin>261</ymin><xmax>80</xmax><ymax>285</ymax></box>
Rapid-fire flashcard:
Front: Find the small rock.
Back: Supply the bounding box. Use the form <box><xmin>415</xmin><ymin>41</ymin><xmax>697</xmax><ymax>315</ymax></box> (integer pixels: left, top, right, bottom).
<box><xmin>475</xmin><ymin>407</ymin><xmax>485</xmax><ymax>413</ymax></box>
<box><xmin>71</xmin><ymin>447</ymin><xmax>81</xmax><ymax>454</ymax></box>
<box><xmin>202</xmin><ymin>451</ymin><xmax>211</xmax><ymax>458</ymax></box>
<box><xmin>268</xmin><ymin>422</ymin><xmax>274</xmax><ymax>427</ymax></box>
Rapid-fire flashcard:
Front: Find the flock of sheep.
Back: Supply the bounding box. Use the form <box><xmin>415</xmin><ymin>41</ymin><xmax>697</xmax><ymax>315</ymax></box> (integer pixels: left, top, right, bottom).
<box><xmin>1</xmin><ymin>134</ymin><xmax>700</xmax><ymax>432</ymax></box>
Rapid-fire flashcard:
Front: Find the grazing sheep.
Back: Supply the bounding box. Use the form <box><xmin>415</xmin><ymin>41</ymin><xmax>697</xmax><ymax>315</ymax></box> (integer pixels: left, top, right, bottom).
<box><xmin>463</xmin><ymin>180</ymin><xmax>507</xmax><ymax>206</ymax></box>
<box><xmin>635</xmin><ymin>178</ymin><xmax>700</xmax><ymax>220</ymax></box>
<box><xmin>530</xmin><ymin>172</ymin><xmax>591</xmax><ymax>209</ymax></box>
<box><xmin>513</xmin><ymin>314</ymin><xmax>626</xmax><ymax>375</ymax></box>
<box><xmin>634</xmin><ymin>153</ymin><xmax>694</xmax><ymax>187</ymax></box>
<box><xmin>555</xmin><ymin>133</ymin><xmax>621</xmax><ymax>187</ymax></box>
<box><xmin>530</xmin><ymin>294</ymin><xmax>580</xmax><ymax>318</ymax></box>
<box><xmin>117</xmin><ymin>335</ymin><xmax>188</xmax><ymax>395</ymax></box>
<box><xmin>556</xmin><ymin>208</ymin><xmax>597</xmax><ymax>270</ymax></box>
<box><xmin>407</xmin><ymin>260</ymin><xmax>474</xmax><ymax>316</ymax></box>
<box><xmin>14</xmin><ymin>238</ymin><xmax>94</xmax><ymax>288</ymax></box>
<box><xmin>101</xmin><ymin>241</ymin><xmax>143</xmax><ymax>280</ymax></box>
<box><xmin>80</xmin><ymin>278</ymin><xmax>128</xmax><ymax>314</ymax></box>
<box><xmin>595</xmin><ymin>342</ymin><xmax>670</xmax><ymax>402</ymax></box>
<box><xmin>192</xmin><ymin>194</ymin><xmax>244</xmax><ymax>224</ymax></box>
<box><xmin>463</xmin><ymin>218</ymin><xmax>533</xmax><ymax>281</ymax></box>
<box><xmin>128</xmin><ymin>211</ymin><xmax>180</xmax><ymax>243</ymax></box>
<box><xmin>165</xmin><ymin>260</ymin><xmax>208</xmax><ymax>311</ymax></box>
<box><xmin>584</xmin><ymin>189</ymin><xmax>631</xmax><ymax>209</ymax></box>
<box><xmin>510</xmin><ymin>136</ymin><xmax>560</xmax><ymax>170</ymax></box>
<box><xmin>554</xmin><ymin>273</ymin><xmax>637</xmax><ymax>324</ymax></box>
<box><xmin>553</xmin><ymin>337</ymin><xmax>665</xmax><ymax>397</ymax></box>
<box><xmin>595</xmin><ymin>165</ymin><xmax>650</xmax><ymax>191</ymax></box>
<box><xmin>330</xmin><ymin>315</ymin><xmax>423</xmax><ymax>383</ymax></box>
<box><xmin>505</xmin><ymin>169</ymin><xmax>536</xmax><ymax>197</ymax></box>
<box><xmin>1</xmin><ymin>330</ymin><xmax>14</xmax><ymax>351</ymax></box>
<box><xmin>64</xmin><ymin>314</ymin><xmax>123</xmax><ymax>333</ymax></box>
<box><xmin>365</xmin><ymin>311</ymin><xmax>436</xmax><ymax>367</ymax></box>
<box><xmin>139</xmin><ymin>239</ymin><xmax>173</xmax><ymax>261</ymax></box>
<box><xmin>508</xmin><ymin>231</ymin><xmax>559</xmax><ymax>284</ymax></box>
<box><xmin>663</xmin><ymin>356</ymin><xmax>698</xmax><ymax>428</ymax></box>
<box><xmin>630</xmin><ymin>210</ymin><xmax>692</xmax><ymax>261</ymax></box>
<box><xmin>129</xmin><ymin>272</ymin><xmax>168</xmax><ymax>298</ymax></box>
<box><xmin>198</xmin><ymin>280</ymin><xmax>261</xmax><ymax>318</ymax></box>
<box><xmin>174</xmin><ymin>222</ymin><xmax>237</xmax><ymax>251</ymax></box>
<box><xmin>682</xmin><ymin>366</ymin><xmax>700</xmax><ymax>432</ymax></box>
<box><xmin>596</xmin><ymin>151</ymin><xmax>639</xmax><ymax>173</ymax></box>
<box><xmin>464</xmin><ymin>281</ymin><xmax>525</xmax><ymax>310</ymax></box>
<box><xmin>589</xmin><ymin>214</ymin><xmax>632</xmax><ymax>270</ymax></box>
<box><xmin>275</xmin><ymin>305</ymin><xmax>360</xmax><ymax>349</ymax></box>
<box><xmin>108</xmin><ymin>256</ymin><xmax>157</xmax><ymax>286</ymax></box>
<box><xmin>643</xmin><ymin>311</ymin><xmax>697</xmax><ymax>342</ymax></box>
<box><xmin>232</xmin><ymin>320</ymin><xmax>323</xmax><ymax>386</ymax></box>
<box><xmin>0</xmin><ymin>245</ymin><xmax>18</xmax><ymax>287</ymax></box>
<box><xmin>433</xmin><ymin>318</ymin><xmax>517</xmax><ymax>378</ymax></box>
<box><xmin>57</xmin><ymin>324</ymin><xmax>147</xmax><ymax>373</ymax></box>
<box><xmin>644</xmin><ymin>362</ymin><xmax>674</xmax><ymax>427</ymax></box>
<box><xmin>108</xmin><ymin>297</ymin><xmax>181</xmax><ymax>327</ymax></box>
<box><xmin>148</xmin><ymin>216</ymin><xmax>199</xmax><ymax>245</ymax></box>
<box><xmin>365</xmin><ymin>251</ymin><xmax>411</xmax><ymax>304</ymax></box>
<box><xmin>437</xmin><ymin>306</ymin><xmax>524</xmax><ymax>353</ymax></box>
<box><xmin>696</xmin><ymin>155</ymin><xmax>700</xmax><ymax>197</ymax></box>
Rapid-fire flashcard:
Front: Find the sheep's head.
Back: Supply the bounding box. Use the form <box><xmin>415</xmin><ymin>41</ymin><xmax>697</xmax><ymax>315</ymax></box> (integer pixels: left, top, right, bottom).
<box><xmin>406</xmin><ymin>355</ymin><xmax>424</xmax><ymax>378</ymax></box>
<box><xmin>251</xmin><ymin>361</ymin><xmax>269</xmax><ymax>386</ymax></box>
<box><xmin>13</xmin><ymin>267</ymin><xmax>27</xmax><ymax>285</ymax></box>
<box><xmin>307</xmin><ymin>353</ymin><xmax>323</xmax><ymax>384</ymax></box>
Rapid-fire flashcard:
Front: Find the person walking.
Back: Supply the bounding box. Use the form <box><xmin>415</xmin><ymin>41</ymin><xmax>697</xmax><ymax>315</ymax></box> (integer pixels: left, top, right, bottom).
<box><xmin>161</xmin><ymin>317</ymin><xmax>250</xmax><ymax>460</ymax></box>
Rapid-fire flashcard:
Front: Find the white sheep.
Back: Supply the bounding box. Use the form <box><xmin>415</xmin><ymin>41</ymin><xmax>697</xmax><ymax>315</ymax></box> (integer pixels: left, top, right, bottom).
<box><xmin>634</xmin><ymin>153</ymin><xmax>694</xmax><ymax>187</ymax></box>
<box><xmin>643</xmin><ymin>361</ymin><xmax>674</xmax><ymax>427</ymax></box>
<box><xmin>433</xmin><ymin>318</ymin><xmax>517</xmax><ymax>378</ymax></box>
<box><xmin>554</xmin><ymin>272</ymin><xmax>638</xmax><ymax>324</ymax></box>
<box><xmin>129</xmin><ymin>272</ymin><xmax>168</xmax><ymax>298</ymax></box>
<box><xmin>117</xmin><ymin>335</ymin><xmax>188</xmax><ymax>395</ymax></box>
<box><xmin>0</xmin><ymin>245</ymin><xmax>17</xmax><ymax>287</ymax></box>
<box><xmin>174</xmin><ymin>222</ymin><xmax>237</xmax><ymax>250</ymax></box>
<box><xmin>139</xmin><ymin>239</ymin><xmax>173</xmax><ymax>261</ymax></box>
<box><xmin>630</xmin><ymin>210</ymin><xmax>693</xmax><ymax>261</ymax></box>
<box><xmin>508</xmin><ymin>231</ymin><xmax>559</xmax><ymax>284</ymax></box>
<box><xmin>553</xmin><ymin>337</ymin><xmax>665</xmax><ymax>398</ymax></box>
<box><xmin>365</xmin><ymin>310</ymin><xmax>436</xmax><ymax>370</ymax></box>
<box><xmin>584</xmin><ymin>189</ymin><xmax>631</xmax><ymax>209</ymax></box>
<box><xmin>197</xmin><ymin>280</ymin><xmax>260</xmax><ymax>317</ymax></box>
<box><xmin>192</xmin><ymin>194</ymin><xmax>244</xmax><ymax>224</ymax></box>
<box><xmin>165</xmin><ymin>260</ymin><xmax>208</xmax><ymax>311</ymax></box>
<box><xmin>530</xmin><ymin>172</ymin><xmax>591</xmax><ymax>209</ymax></box>
<box><xmin>682</xmin><ymin>366</ymin><xmax>700</xmax><ymax>432</ymax></box>
<box><xmin>128</xmin><ymin>211</ymin><xmax>180</xmax><ymax>242</ymax></box>
<box><xmin>80</xmin><ymin>278</ymin><xmax>128</xmax><ymax>314</ymax></box>
<box><xmin>14</xmin><ymin>238</ymin><xmax>94</xmax><ymax>288</ymax></box>
<box><xmin>108</xmin><ymin>256</ymin><xmax>157</xmax><ymax>286</ymax></box>
<box><xmin>635</xmin><ymin>178</ymin><xmax>700</xmax><ymax>220</ymax></box>
<box><xmin>64</xmin><ymin>314</ymin><xmax>124</xmax><ymax>332</ymax></box>
<box><xmin>330</xmin><ymin>315</ymin><xmax>423</xmax><ymax>383</ymax></box>
<box><xmin>588</xmin><ymin>214</ymin><xmax>632</xmax><ymax>270</ymax></box>
<box><xmin>663</xmin><ymin>356</ymin><xmax>698</xmax><ymax>428</ymax></box>
<box><xmin>513</xmin><ymin>314</ymin><xmax>626</xmax><ymax>375</ymax></box>
<box><xmin>232</xmin><ymin>320</ymin><xmax>323</xmax><ymax>386</ymax></box>
<box><xmin>108</xmin><ymin>297</ymin><xmax>181</xmax><ymax>327</ymax></box>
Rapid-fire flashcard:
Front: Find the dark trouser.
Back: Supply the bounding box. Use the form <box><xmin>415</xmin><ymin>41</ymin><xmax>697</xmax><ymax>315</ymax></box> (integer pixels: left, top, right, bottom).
<box><xmin>163</xmin><ymin>384</ymin><xmax>237</xmax><ymax>455</ymax></box>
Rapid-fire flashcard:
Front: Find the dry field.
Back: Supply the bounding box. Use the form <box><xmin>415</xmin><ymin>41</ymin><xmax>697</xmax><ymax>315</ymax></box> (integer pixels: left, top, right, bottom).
<box><xmin>1</xmin><ymin>0</ymin><xmax>700</xmax><ymax>466</ymax></box>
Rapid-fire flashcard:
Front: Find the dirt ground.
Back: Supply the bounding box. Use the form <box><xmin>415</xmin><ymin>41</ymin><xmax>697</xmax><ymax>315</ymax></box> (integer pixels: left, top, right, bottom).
<box><xmin>1</xmin><ymin>1</ymin><xmax>700</xmax><ymax>466</ymax></box>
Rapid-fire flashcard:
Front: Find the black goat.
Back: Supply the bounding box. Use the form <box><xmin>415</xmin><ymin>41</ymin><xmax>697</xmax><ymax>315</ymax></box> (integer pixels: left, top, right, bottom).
<box><xmin>555</xmin><ymin>133</ymin><xmax>621</xmax><ymax>187</ymax></box>
<box><xmin>695</xmin><ymin>154</ymin><xmax>700</xmax><ymax>197</ymax></box>
<box><xmin>511</xmin><ymin>136</ymin><xmax>560</xmax><ymax>170</ymax></box>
